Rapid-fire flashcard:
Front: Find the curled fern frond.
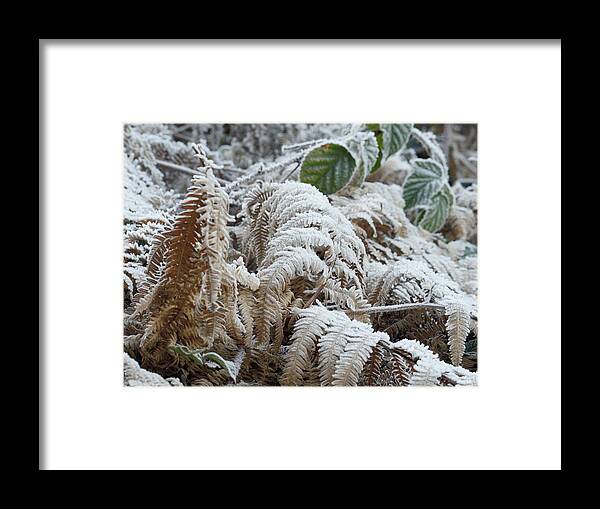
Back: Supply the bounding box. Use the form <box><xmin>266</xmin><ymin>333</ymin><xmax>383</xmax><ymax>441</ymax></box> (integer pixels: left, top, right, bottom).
<box><xmin>241</xmin><ymin>182</ymin><xmax>368</xmax><ymax>348</ymax></box>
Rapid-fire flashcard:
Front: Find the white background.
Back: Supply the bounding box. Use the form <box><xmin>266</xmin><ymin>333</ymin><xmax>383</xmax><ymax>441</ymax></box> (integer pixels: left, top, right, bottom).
<box><xmin>41</xmin><ymin>41</ymin><xmax>561</xmax><ymax>470</ymax></box>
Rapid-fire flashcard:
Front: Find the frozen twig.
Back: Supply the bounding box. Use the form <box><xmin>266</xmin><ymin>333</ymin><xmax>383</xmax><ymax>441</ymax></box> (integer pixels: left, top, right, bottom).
<box><xmin>155</xmin><ymin>159</ymin><xmax>198</xmax><ymax>176</ymax></box>
<box><xmin>348</xmin><ymin>302</ymin><xmax>446</xmax><ymax>315</ymax></box>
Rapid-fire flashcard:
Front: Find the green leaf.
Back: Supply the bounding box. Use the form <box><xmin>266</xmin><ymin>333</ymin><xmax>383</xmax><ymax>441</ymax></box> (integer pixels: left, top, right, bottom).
<box><xmin>372</xmin><ymin>132</ymin><xmax>383</xmax><ymax>172</ymax></box>
<box><xmin>357</xmin><ymin>131</ymin><xmax>380</xmax><ymax>175</ymax></box>
<box><xmin>365</xmin><ymin>124</ymin><xmax>383</xmax><ymax>173</ymax></box>
<box><xmin>170</xmin><ymin>344</ymin><xmax>203</xmax><ymax>364</ymax></box>
<box><xmin>365</xmin><ymin>124</ymin><xmax>412</xmax><ymax>173</ymax></box>
<box><xmin>300</xmin><ymin>143</ymin><xmax>357</xmax><ymax>195</ymax></box>
<box><xmin>415</xmin><ymin>183</ymin><xmax>454</xmax><ymax>233</ymax></box>
<box><xmin>346</xmin><ymin>131</ymin><xmax>379</xmax><ymax>188</ymax></box>
<box><xmin>402</xmin><ymin>158</ymin><xmax>446</xmax><ymax>209</ymax></box>
<box><xmin>403</xmin><ymin>157</ymin><xmax>454</xmax><ymax>233</ymax></box>
<box><xmin>381</xmin><ymin>124</ymin><xmax>413</xmax><ymax>160</ymax></box>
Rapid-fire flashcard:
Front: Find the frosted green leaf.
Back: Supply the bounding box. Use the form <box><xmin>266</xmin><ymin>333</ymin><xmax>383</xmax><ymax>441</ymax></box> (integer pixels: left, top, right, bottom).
<box><xmin>381</xmin><ymin>124</ymin><xmax>413</xmax><ymax>160</ymax></box>
<box><xmin>402</xmin><ymin>158</ymin><xmax>446</xmax><ymax>209</ymax></box>
<box><xmin>372</xmin><ymin>132</ymin><xmax>383</xmax><ymax>172</ymax></box>
<box><xmin>300</xmin><ymin>143</ymin><xmax>357</xmax><ymax>195</ymax></box>
<box><xmin>365</xmin><ymin>124</ymin><xmax>383</xmax><ymax>173</ymax></box>
<box><xmin>170</xmin><ymin>344</ymin><xmax>203</xmax><ymax>364</ymax></box>
<box><xmin>202</xmin><ymin>352</ymin><xmax>238</xmax><ymax>382</ymax></box>
<box><xmin>415</xmin><ymin>183</ymin><xmax>454</xmax><ymax>233</ymax></box>
<box><xmin>169</xmin><ymin>345</ymin><xmax>238</xmax><ymax>383</ymax></box>
<box><xmin>345</xmin><ymin>131</ymin><xmax>379</xmax><ymax>188</ymax></box>
<box><xmin>357</xmin><ymin>131</ymin><xmax>380</xmax><ymax>175</ymax></box>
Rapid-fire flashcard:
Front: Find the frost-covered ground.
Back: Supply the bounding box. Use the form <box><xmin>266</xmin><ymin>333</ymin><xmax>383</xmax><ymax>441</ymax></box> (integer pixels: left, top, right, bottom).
<box><xmin>123</xmin><ymin>124</ymin><xmax>478</xmax><ymax>387</ymax></box>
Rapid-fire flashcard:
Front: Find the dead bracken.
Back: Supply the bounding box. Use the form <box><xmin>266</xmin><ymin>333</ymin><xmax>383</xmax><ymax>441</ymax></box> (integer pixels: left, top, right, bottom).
<box><xmin>123</xmin><ymin>124</ymin><xmax>478</xmax><ymax>386</ymax></box>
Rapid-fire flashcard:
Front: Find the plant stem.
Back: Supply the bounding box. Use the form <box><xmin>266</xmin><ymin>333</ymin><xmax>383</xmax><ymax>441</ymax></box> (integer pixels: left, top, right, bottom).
<box><xmin>303</xmin><ymin>280</ymin><xmax>327</xmax><ymax>308</ymax></box>
<box><xmin>280</xmin><ymin>161</ymin><xmax>301</xmax><ymax>182</ymax></box>
<box><xmin>348</xmin><ymin>302</ymin><xmax>446</xmax><ymax>315</ymax></box>
<box><xmin>155</xmin><ymin>159</ymin><xmax>229</xmax><ymax>184</ymax></box>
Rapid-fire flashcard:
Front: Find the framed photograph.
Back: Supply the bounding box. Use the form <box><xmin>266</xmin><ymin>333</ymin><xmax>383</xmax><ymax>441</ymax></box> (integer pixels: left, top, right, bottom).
<box><xmin>40</xmin><ymin>39</ymin><xmax>561</xmax><ymax>470</ymax></box>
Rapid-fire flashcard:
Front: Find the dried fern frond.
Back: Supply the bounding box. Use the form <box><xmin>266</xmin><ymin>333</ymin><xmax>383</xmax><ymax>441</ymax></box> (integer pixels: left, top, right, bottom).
<box><xmin>444</xmin><ymin>301</ymin><xmax>470</xmax><ymax>367</ymax></box>
<box><xmin>280</xmin><ymin>306</ymin><xmax>340</xmax><ymax>386</ymax></box>
<box><xmin>283</xmin><ymin>307</ymin><xmax>384</xmax><ymax>386</ymax></box>
<box><xmin>392</xmin><ymin>339</ymin><xmax>477</xmax><ymax>386</ymax></box>
<box><xmin>418</xmin><ymin>252</ymin><xmax>469</xmax><ymax>281</ymax></box>
<box><xmin>136</xmin><ymin>152</ymin><xmax>237</xmax><ymax>366</ymax></box>
<box><xmin>239</xmin><ymin>347</ymin><xmax>282</xmax><ymax>386</ymax></box>
<box><xmin>239</xmin><ymin>181</ymin><xmax>278</xmax><ymax>266</ymax></box>
<box><xmin>254</xmin><ymin>246</ymin><xmax>327</xmax><ymax>347</ymax></box>
<box><xmin>123</xmin><ymin>155</ymin><xmax>177</xmax><ymax>306</ymax></box>
<box><xmin>130</xmin><ymin>230</ymin><xmax>169</xmax><ymax>313</ymax></box>
<box><xmin>362</xmin><ymin>341</ymin><xmax>387</xmax><ymax>386</ymax></box>
<box><xmin>332</xmin><ymin>180</ymin><xmax>457</xmax><ymax>262</ymax></box>
<box><xmin>317</xmin><ymin>313</ymin><xmax>378</xmax><ymax>386</ymax></box>
<box><xmin>282</xmin><ymin>307</ymin><xmax>476</xmax><ymax>387</ymax></box>
<box><xmin>240</xmin><ymin>182</ymin><xmax>368</xmax><ymax>348</ymax></box>
<box><xmin>365</xmin><ymin>258</ymin><xmax>468</xmax><ymax>338</ymax></box>
<box><xmin>389</xmin><ymin>350</ymin><xmax>411</xmax><ymax>386</ymax></box>
<box><xmin>441</xmin><ymin>206</ymin><xmax>476</xmax><ymax>241</ymax></box>
<box><xmin>243</xmin><ymin>181</ymin><xmax>366</xmax><ymax>276</ymax></box>
<box><xmin>332</xmin><ymin>329</ymin><xmax>386</xmax><ymax>386</ymax></box>
<box><xmin>330</xmin><ymin>182</ymin><xmax>409</xmax><ymax>240</ymax></box>
<box><xmin>365</xmin><ymin>257</ymin><xmax>475</xmax><ymax>369</ymax></box>
<box><xmin>385</xmin><ymin>309</ymin><xmax>447</xmax><ymax>347</ymax></box>
<box><xmin>367</xmin><ymin>258</ymin><xmax>474</xmax><ymax>311</ymax></box>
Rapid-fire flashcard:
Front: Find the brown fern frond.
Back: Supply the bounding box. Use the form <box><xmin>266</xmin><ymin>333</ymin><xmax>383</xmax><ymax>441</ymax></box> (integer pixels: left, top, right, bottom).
<box><xmin>386</xmin><ymin>309</ymin><xmax>446</xmax><ymax>343</ymax></box>
<box><xmin>138</xmin><ymin>159</ymin><xmax>236</xmax><ymax>367</ymax></box>
<box><xmin>441</xmin><ymin>206</ymin><xmax>476</xmax><ymax>241</ymax></box>
<box><xmin>280</xmin><ymin>306</ymin><xmax>338</xmax><ymax>386</ymax></box>
<box><xmin>282</xmin><ymin>307</ymin><xmax>477</xmax><ymax>387</ymax></box>
<box><xmin>362</xmin><ymin>341</ymin><xmax>386</xmax><ymax>386</ymax></box>
<box><xmin>390</xmin><ymin>350</ymin><xmax>411</xmax><ymax>386</ymax></box>
<box><xmin>239</xmin><ymin>348</ymin><xmax>281</xmax><ymax>386</ymax></box>
<box><xmin>332</xmin><ymin>330</ymin><xmax>385</xmax><ymax>386</ymax></box>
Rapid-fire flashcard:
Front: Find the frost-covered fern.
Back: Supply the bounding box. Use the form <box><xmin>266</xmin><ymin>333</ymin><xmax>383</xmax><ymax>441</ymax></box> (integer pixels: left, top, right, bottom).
<box><xmin>281</xmin><ymin>306</ymin><xmax>476</xmax><ymax>387</ymax></box>
<box><xmin>123</xmin><ymin>124</ymin><xmax>478</xmax><ymax>386</ymax></box>
<box><xmin>123</xmin><ymin>155</ymin><xmax>177</xmax><ymax>306</ymax></box>
<box><xmin>240</xmin><ymin>180</ymin><xmax>369</xmax><ymax>349</ymax></box>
